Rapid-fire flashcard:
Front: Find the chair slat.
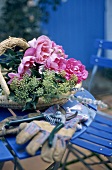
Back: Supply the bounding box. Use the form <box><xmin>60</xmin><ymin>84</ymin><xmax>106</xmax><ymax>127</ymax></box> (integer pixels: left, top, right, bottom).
<box><xmin>86</xmin><ymin>127</ymin><xmax>112</xmax><ymax>140</ymax></box>
<box><xmin>0</xmin><ymin>140</ymin><xmax>13</xmax><ymax>162</ymax></box>
<box><xmin>91</xmin><ymin>121</ymin><xmax>112</xmax><ymax>133</ymax></box>
<box><xmin>95</xmin><ymin>114</ymin><xmax>112</xmax><ymax>126</ymax></box>
<box><xmin>72</xmin><ymin>138</ymin><xmax>112</xmax><ymax>156</ymax></box>
<box><xmin>90</xmin><ymin>55</ymin><xmax>112</xmax><ymax>68</ymax></box>
<box><xmin>89</xmin><ymin>39</ymin><xmax>112</xmax><ymax>92</ymax></box>
<box><xmin>95</xmin><ymin>39</ymin><xmax>112</xmax><ymax>49</ymax></box>
<box><xmin>79</xmin><ymin>132</ymin><xmax>112</xmax><ymax>149</ymax></box>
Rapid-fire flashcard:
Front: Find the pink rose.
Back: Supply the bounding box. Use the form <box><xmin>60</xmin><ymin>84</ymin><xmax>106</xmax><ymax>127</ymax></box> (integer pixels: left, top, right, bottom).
<box><xmin>27</xmin><ymin>35</ymin><xmax>53</xmax><ymax>64</ymax></box>
<box><xmin>35</xmin><ymin>35</ymin><xmax>53</xmax><ymax>64</ymax></box>
<box><xmin>65</xmin><ymin>58</ymin><xmax>88</xmax><ymax>83</ymax></box>
<box><xmin>18</xmin><ymin>56</ymin><xmax>35</xmax><ymax>76</ymax></box>
<box><xmin>24</xmin><ymin>47</ymin><xmax>36</xmax><ymax>57</ymax></box>
<box><xmin>28</xmin><ymin>38</ymin><xmax>37</xmax><ymax>48</ymax></box>
<box><xmin>45</xmin><ymin>53</ymin><xmax>67</xmax><ymax>72</ymax></box>
<box><xmin>25</xmin><ymin>35</ymin><xmax>68</xmax><ymax>65</ymax></box>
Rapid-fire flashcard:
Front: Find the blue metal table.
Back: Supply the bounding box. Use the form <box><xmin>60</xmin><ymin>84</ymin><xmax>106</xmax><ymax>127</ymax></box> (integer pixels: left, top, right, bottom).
<box><xmin>0</xmin><ymin>89</ymin><xmax>97</xmax><ymax>169</ymax></box>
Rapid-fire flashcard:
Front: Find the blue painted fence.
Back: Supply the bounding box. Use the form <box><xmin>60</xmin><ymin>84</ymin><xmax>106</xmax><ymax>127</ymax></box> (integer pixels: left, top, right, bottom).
<box><xmin>42</xmin><ymin>0</ymin><xmax>105</xmax><ymax>69</ymax></box>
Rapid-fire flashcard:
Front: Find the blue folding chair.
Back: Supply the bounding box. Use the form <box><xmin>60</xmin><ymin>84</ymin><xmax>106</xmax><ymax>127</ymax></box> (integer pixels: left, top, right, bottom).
<box><xmin>61</xmin><ymin>110</ymin><xmax>112</xmax><ymax>170</ymax></box>
<box><xmin>88</xmin><ymin>39</ymin><xmax>112</xmax><ymax>92</ymax></box>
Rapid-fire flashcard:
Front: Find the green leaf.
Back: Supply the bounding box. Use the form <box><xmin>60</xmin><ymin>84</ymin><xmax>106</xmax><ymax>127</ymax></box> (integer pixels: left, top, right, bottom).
<box><xmin>8</xmin><ymin>92</ymin><xmax>16</xmax><ymax>101</ymax></box>
<box><xmin>26</xmin><ymin>98</ymin><xmax>32</xmax><ymax>103</ymax></box>
<box><xmin>22</xmin><ymin>103</ymin><xmax>32</xmax><ymax>112</ymax></box>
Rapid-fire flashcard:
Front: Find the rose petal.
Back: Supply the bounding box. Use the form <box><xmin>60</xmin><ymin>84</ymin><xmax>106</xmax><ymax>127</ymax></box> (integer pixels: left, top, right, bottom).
<box><xmin>28</xmin><ymin>38</ymin><xmax>37</xmax><ymax>48</ymax></box>
<box><xmin>24</xmin><ymin>48</ymin><xmax>36</xmax><ymax>57</ymax></box>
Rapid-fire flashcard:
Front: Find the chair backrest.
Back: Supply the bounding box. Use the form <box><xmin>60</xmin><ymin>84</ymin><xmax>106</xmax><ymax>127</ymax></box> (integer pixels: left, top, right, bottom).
<box><xmin>88</xmin><ymin>39</ymin><xmax>112</xmax><ymax>91</ymax></box>
<box><xmin>90</xmin><ymin>39</ymin><xmax>112</xmax><ymax>68</ymax></box>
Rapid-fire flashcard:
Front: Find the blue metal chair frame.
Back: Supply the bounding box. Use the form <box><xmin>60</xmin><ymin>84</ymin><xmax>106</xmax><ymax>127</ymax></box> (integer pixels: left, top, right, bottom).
<box><xmin>88</xmin><ymin>39</ymin><xmax>112</xmax><ymax>92</ymax></box>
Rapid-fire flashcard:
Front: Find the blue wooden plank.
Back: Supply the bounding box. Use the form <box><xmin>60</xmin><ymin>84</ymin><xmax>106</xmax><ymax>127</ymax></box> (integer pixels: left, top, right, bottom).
<box><xmin>95</xmin><ymin>39</ymin><xmax>112</xmax><ymax>49</ymax></box>
<box><xmin>86</xmin><ymin>127</ymin><xmax>112</xmax><ymax>140</ymax></box>
<box><xmin>79</xmin><ymin>133</ymin><xmax>112</xmax><ymax>149</ymax></box>
<box><xmin>91</xmin><ymin>122</ymin><xmax>112</xmax><ymax>133</ymax></box>
<box><xmin>90</xmin><ymin>55</ymin><xmax>112</xmax><ymax>68</ymax></box>
<box><xmin>0</xmin><ymin>140</ymin><xmax>13</xmax><ymax>162</ymax></box>
<box><xmin>95</xmin><ymin>114</ymin><xmax>112</xmax><ymax>126</ymax></box>
<box><xmin>72</xmin><ymin>138</ymin><xmax>112</xmax><ymax>156</ymax></box>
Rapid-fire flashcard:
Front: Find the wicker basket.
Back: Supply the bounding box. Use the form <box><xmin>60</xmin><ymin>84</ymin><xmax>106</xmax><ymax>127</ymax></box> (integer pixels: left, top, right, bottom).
<box><xmin>0</xmin><ymin>37</ymin><xmax>81</xmax><ymax>110</ymax></box>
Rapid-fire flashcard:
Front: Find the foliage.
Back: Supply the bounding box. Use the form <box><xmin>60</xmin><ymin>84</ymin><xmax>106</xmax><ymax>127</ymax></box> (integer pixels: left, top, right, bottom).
<box><xmin>0</xmin><ymin>0</ymin><xmax>62</xmax><ymax>42</ymax></box>
<box><xmin>9</xmin><ymin>71</ymin><xmax>77</xmax><ymax>111</ymax></box>
<box><xmin>0</xmin><ymin>49</ymin><xmax>24</xmax><ymax>72</ymax></box>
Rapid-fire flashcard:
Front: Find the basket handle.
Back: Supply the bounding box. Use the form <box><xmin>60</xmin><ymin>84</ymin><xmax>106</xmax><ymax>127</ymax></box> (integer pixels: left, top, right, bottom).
<box><xmin>0</xmin><ymin>65</ymin><xmax>10</xmax><ymax>96</ymax></box>
<box><xmin>0</xmin><ymin>37</ymin><xmax>30</xmax><ymax>96</ymax></box>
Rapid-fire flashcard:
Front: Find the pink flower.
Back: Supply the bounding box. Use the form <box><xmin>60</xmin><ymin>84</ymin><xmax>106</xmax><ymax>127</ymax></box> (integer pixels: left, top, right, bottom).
<box><xmin>76</xmin><ymin>64</ymin><xmax>88</xmax><ymax>83</ymax></box>
<box><xmin>24</xmin><ymin>47</ymin><xmax>36</xmax><ymax>57</ymax></box>
<box><xmin>8</xmin><ymin>73</ymin><xmax>21</xmax><ymax>84</ymax></box>
<box><xmin>8</xmin><ymin>56</ymin><xmax>36</xmax><ymax>84</ymax></box>
<box><xmin>28</xmin><ymin>38</ymin><xmax>37</xmax><ymax>48</ymax></box>
<box><xmin>25</xmin><ymin>35</ymin><xmax>68</xmax><ymax>65</ymax></box>
<box><xmin>7</xmin><ymin>35</ymin><xmax>88</xmax><ymax>91</ymax></box>
<box><xmin>18</xmin><ymin>56</ymin><xmax>35</xmax><ymax>76</ymax></box>
<box><xmin>45</xmin><ymin>53</ymin><xmax>67</xmax><ymax>72</ymax></box>
<box><xmin>35</xmin><ymin>35</ymin><xmax>53</xmax><ymax>64</ymax></box>
<box><xmin>26</xmin><ymin>35</ymin><xmax>53</xmax><ymax>64</ymax></box>
<box><xmin>65</xmin><ymin>58</ymin><xmax>88</xmax><ymax>83</ymax></box>
<box><xmin>52</xmin><ymin>42</ymin><xmax>68</xmax><ymax>59</ymax></box>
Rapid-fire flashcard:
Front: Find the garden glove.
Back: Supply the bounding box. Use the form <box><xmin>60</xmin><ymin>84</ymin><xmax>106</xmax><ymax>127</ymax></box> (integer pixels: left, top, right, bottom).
<box><xmin>16</xmin><ymin>119</ymin><xmax>77</xmax><ymax>163</ymax></box>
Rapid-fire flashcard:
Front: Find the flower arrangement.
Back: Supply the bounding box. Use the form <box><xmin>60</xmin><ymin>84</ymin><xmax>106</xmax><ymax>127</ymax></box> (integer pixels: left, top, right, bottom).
<box><xmin>0</xmin><ymin>35</ymin><xmax>88</xmax><ymax>111</ymax></box>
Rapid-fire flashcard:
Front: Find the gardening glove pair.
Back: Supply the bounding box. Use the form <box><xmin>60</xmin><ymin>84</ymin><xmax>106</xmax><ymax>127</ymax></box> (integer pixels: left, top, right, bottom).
<box><xmin>16</xmin><ymin>119</ymin><xmax>77</xmax><ymax>163</ymax></box>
